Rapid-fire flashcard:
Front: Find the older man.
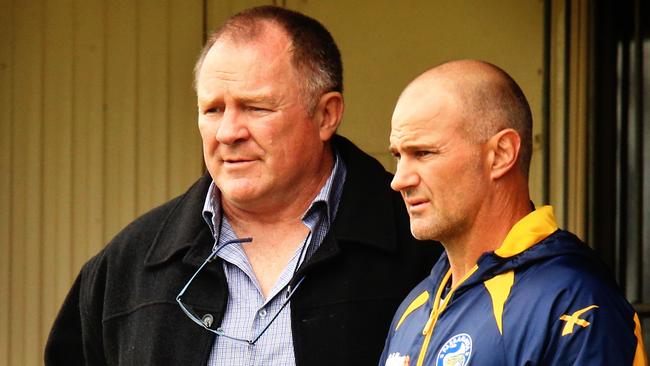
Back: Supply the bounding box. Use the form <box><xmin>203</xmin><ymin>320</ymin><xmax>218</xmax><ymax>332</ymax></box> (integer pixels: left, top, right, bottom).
<box><xmin>380</xmin><ymin>60</ymin><xmax>646</xmax><ymax>365</ymax></box>
<box><xmin>45</xmin><ymin>6</ymin><xmax>439</xmax><ymax>366</ymax></box>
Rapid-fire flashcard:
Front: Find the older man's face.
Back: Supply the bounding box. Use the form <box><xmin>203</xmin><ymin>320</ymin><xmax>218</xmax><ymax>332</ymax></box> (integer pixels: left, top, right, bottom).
<box><xmin>196</xmin><ymin>26</ymin><xmax>327</xmax><ymax>212</ymax></box>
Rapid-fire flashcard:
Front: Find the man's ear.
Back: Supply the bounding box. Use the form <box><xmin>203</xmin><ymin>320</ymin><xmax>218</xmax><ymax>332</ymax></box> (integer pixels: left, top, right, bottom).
<box><xmin>314</xmin><ymin>91</ymin><xmax>344</xmax><ymax>141</ymax></box>
<box><xmin>487</xmin><ymin>128</ymin><xmax>521</xmax><ymax>180</ymax></box>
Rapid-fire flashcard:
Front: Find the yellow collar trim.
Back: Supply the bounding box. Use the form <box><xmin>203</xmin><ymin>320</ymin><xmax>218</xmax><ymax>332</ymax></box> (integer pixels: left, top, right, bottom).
<box><xmin>416</xmin><ymin>265</ymin><xmax>478</xmax><ymax>366</ymax></box>
<box><xmin>494</xmin><ymin>205</ymin><xmax>558</xmax><ymax>258</ymax></box>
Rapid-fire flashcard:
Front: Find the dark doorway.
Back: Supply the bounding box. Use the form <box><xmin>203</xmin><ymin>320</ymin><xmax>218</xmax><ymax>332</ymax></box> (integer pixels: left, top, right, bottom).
<box><xmin>588</xmin><ymin>0</ymin><xmax>650</xmax><ymax>350</ymax></box>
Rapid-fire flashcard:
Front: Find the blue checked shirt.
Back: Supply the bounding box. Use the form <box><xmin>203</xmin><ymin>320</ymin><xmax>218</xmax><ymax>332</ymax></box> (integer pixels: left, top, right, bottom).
<box><xmin>202</xmin><ymin>151</ymin><xmax>346</xmax><ymax>366</ymax></box>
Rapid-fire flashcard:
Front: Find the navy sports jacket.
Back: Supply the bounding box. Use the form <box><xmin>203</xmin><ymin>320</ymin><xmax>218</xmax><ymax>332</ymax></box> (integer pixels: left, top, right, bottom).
<box><xmin>380</xmin><ymin>206</ymin><xmax>647</xmax><ymax>366</ymax></box>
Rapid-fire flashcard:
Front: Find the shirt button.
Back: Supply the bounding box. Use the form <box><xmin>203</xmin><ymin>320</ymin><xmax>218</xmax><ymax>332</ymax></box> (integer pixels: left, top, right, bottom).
<box><xmin>259</xmin><ymin>309</ymin><xmax>268</xmax><ymax>318</ymax></box>
<box><xmin>202</xmin><ymin>314</ymin><xmax>214</xmax><ymax>327</ymax></box>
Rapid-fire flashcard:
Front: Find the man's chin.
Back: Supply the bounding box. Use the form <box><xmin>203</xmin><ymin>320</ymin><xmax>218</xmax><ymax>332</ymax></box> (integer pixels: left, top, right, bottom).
<box><xmin>410</xmin><ymin>225</ymin><xmax>435</xmax><ymax>241</ymax></box>
<box><xmin>219</xmin><ymin>185</ymin><xmax>261</xmax><ymax>206</ymax></box>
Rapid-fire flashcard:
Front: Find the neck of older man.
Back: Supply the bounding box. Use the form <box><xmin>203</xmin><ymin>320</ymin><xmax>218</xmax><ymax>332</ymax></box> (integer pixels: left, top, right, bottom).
<box><xmin>445</xmin><ymin>172</ymin><xmax>532</xmax><ymax>289</ymax></box>
<box><xmin>220</xmin><ymin>146</ymin><xmax>335</xmax><ymax>298</ymax></box>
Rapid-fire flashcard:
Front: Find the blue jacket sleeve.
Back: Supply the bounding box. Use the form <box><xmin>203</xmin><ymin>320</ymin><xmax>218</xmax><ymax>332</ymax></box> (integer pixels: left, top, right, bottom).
<box><xmin>538</xmin><ymin>286</ymin><xmax>643</xmax><ymax>365</ymax></box>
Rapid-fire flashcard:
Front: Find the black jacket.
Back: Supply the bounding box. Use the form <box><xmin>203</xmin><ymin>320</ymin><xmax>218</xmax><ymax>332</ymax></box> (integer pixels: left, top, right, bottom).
<box><xmin>45</xmin><ymin>136</ymin><xmax>441</xmax><ymax>365</ymax></box>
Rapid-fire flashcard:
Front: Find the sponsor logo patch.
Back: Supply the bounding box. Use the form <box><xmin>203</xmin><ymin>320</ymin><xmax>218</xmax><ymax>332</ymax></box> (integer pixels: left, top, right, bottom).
<box><xmin>436</xmin><ymin>333</ymin><xmax>472</xmax><ymax>366</ymax></box>
<box><xmin>385</xmin><ymin>352</ymin><xmax>410</xmax><ymax>366</ymax></box>
<box><xmin>559</xmin><ymin>304</ymin><xmax>598</xmax><ymax>336</ymax></box>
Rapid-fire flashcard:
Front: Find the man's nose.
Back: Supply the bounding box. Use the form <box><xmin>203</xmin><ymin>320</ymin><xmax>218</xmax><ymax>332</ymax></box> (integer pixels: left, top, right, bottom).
<box><xmin>391</xmin><ymin>159</ymin><xmax>419</xmax><ymax>192</ymax></box>
<box><xmin>215</xmin><ymin>109</ymin><xmax>250</xmax><ymax>144</ymax></box>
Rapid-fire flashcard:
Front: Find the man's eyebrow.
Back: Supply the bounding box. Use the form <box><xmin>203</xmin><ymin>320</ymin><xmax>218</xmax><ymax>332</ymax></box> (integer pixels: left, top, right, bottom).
<box><xmin>237</xmin><ymin>94</ymin><xmax>275</xmax><ymax>104</ymax></box>
<box><xmin>197</xmin><ymin>96</ymin><xmax>217</xmax><ymax>106</ymax></box>
<box><xmin>391</xmin><ymin>140</ymin><xmax>439</xmax><ymax>155</ymax></box>
<box><xmin>196</xmin><ymin>94</ymin><xmax>275</xmax><ymax>105</ymax></box>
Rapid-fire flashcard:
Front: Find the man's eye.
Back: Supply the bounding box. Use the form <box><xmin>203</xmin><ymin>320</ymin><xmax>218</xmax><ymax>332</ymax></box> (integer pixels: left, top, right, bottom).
<box><xmin>205</xmin><ymin>107</ymin><xmax>223</xmax><ymax>114</ymax></box>
<box><xmin>415</xmin><ymin>151</ymin><xmax>432</xmax><ymax>158</ymax></box>
<box><xmin>247</xmin><ymin>106</ymin><xmax>269</xmax><ymax>112</ymax></box>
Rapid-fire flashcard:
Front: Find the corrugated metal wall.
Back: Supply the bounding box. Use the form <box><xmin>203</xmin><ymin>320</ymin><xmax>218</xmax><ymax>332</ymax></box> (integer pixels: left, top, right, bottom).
<box><xmin>0</xmin><ymin>0</ymin><xmax>204</xmax><ymax>364</ymax></box>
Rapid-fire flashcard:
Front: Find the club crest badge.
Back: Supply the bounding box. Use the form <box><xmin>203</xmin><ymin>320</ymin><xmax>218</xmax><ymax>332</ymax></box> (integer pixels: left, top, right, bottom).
<box><xmin>435</xmin><ymin>333</ymin><xmax>472</xmax><ymax>366</ymax></box>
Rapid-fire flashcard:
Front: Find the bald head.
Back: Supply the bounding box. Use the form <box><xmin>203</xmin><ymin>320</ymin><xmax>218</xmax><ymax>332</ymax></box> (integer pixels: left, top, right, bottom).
<box><xmin>397</xmin><ymin>60</ymin><xmax>533</xmax><ymax>176</ymax></box>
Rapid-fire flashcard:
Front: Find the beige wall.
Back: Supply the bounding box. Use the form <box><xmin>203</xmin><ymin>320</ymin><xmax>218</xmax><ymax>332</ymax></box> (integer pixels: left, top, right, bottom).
<box><xmin>1</xmin><ymin>0</ymin><xmax>204</xmax><ymax>364</ymax></box>
<box><xmin>1</xmin><ymin>1</ymin><xmax>545</xmax><ymax>364</ymax></box>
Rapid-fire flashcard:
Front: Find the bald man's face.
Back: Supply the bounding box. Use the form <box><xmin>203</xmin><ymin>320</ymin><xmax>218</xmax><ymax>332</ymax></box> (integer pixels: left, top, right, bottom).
<box><xmin>389</xmin><ymin>79</ymin><xmax>489</xmax><ymax>243</ymax></box>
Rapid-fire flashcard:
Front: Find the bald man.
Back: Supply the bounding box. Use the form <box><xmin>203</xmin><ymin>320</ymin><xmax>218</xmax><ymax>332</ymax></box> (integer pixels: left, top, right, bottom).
<box><xmin>379</xmin><ymin>60</ymin><xmax>647</xmax><ymax>365</ymax></box>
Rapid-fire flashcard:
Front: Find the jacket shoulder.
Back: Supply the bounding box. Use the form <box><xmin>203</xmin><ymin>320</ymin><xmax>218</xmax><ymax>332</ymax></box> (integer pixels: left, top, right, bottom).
<box><xmin>516</xmin><ymin>231</ymin><xmax>622</xmax><ymax>296</ymax></box>
<box><xmin>94</xmin><ymin>175</ymin><xmax>210</xmax><ymax>263</ymax></box>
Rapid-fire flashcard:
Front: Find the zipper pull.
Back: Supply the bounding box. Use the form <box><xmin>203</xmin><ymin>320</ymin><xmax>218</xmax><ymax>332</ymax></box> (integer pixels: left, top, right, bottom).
<box><xmin>422</xmin><ymin>309</ymin><xmax>436</xmax><ymax>336</ymax></box>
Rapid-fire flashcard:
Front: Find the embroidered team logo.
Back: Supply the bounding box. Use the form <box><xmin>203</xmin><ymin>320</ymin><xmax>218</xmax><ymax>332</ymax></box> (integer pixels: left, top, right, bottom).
<box><xmin>436</xmin><ymin>333</ymin><xmax>472</xmax><ymax>366</ymax></box>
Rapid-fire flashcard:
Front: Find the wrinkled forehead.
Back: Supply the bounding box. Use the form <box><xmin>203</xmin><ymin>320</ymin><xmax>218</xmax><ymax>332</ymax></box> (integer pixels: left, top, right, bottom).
<box><xmin>390</xmin><ymin>83</ymin><xmax>473</xmax><ymax>151</ymax></box>
<box><xmin>196</xmin><ymin>31</ymin><xmax>297</xmax><ymax>93</ymax></box>
<box><xmin>201</xmin><ymin>23</ymin><xmax>291</xmax><ymax>72</ymax></box>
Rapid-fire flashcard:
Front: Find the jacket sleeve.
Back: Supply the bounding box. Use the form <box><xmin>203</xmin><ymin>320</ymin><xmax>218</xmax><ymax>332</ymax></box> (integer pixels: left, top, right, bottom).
<box><xmin>44</xmin><ymin>273</ymin><xmax>86</xmax><ymax>365</ymax></box>
<box><xmin>45</xmin><ymin>261</ymin><xmax>107</xmax><ymax>365</ymax></box>
<box><xmin>377</xmin><ymin>326</ymin><xmax>394</xmax><ymax>366</ymax></box>
<box><xmin>538</xmin><ymin>288</ymin><xmax>645</xmax><ymax>365</ymax></box>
